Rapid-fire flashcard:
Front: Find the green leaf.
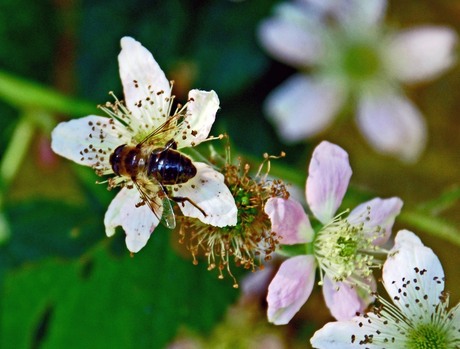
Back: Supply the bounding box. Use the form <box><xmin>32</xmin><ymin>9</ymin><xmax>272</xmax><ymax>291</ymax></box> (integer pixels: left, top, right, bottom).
<box><xmin>4</xmin><ymin>199</ymin><xmax>104</xmax><ymax>266</ymax></box>
<box><xmin>1</xmin><ymin>228</ymin><xmax>238</xmax><ymax>349</ymax></box>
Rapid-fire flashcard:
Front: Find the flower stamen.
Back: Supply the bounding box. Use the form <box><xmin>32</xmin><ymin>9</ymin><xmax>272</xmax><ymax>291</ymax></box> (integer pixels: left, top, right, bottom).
<box><xmin>179</xmin><ymin>150</ymin><xmax>289</xmax><ymax>287</ymax></box>
<box><xmin>314</xmin><ymin>208</ymin><xmax>385</xmax><ymax>290</ymax></box>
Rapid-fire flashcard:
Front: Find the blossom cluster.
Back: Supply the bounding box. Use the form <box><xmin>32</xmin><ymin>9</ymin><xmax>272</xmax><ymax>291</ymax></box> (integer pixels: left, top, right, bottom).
<box><xmin>51</xmin><ymin>37</ymin><xmax>289</xmax><ymax>285</ymax></box>
<box><xmin>49</xmin><ymin>1</ymin><xmax>460</xmax><ymax>344</ymax></box>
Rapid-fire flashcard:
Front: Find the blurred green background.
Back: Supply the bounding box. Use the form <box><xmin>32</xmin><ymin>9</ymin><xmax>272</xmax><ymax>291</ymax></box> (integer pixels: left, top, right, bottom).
<box><xmin>0</xmin><ymin>0</ymin><xmax>459</xmax><ymax>348</ymax></box>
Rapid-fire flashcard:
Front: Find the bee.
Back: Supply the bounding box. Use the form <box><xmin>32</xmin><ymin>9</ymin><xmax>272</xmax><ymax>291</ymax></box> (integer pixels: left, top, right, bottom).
<box><xmin>109</xmin><ymin>115</ymin><xmax>206</xmax><ymax>229</ymax></box>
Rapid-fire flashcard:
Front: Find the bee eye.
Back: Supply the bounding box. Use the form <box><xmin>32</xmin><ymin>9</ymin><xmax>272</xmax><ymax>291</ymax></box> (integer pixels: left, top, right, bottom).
<box><xmin>110</xmin><ymin>144</ymin><xmax>126</xmax><ymax>175</ymax></box>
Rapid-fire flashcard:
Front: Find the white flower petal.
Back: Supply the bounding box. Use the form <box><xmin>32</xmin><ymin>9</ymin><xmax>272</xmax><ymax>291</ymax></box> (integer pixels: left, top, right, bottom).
<box><xmin>451</xmin><ymin>303</ymin><xmax>460</xmax><ymax>327</ymax></box>
<box><xmin>383</xmin><ymin>230</ymin><xmax>445</xmax><ymax>318</ymax></box>
<box><xmin>310</xmin><ymin>317</ymin><xmax>377</xmax><ymax>349</ymax></box>
<box><xmin>332</xmin><ymin>0</ymin><xmax>387</xmax><ymax>28</ymax></box>
<box><xmin>265</xmin><ymin>197</ymin><xmax>314</xmax><ymax>244</ymax></box>
<box><xmin>301</xmin><ymin>0</ymin><xmax>338</xmax><ymax>13</ymax></box>
<box><xmin>118</xmin><ymin>37</ymin><xmax>171</xmax><ymax>120</ymax></box>
<box><xmin>264</xmin><ymin>75</ymin><xmax>345</xmax><ymax>142</ymax></box>
<box><xmin>51</xmin><ymin>115</ymin><xmax>129</xmax><ymax>167</ymax></box>
<box><xmin>267</xmin><ymin>255</ymin><xmax>316</xmax><ymax>325</ymax></box>
<box><xmin>176</xmin><ymin>89</ymin><xmax>219</xmax><ymax>149</ymax></box>
<box><xmin>348</xmin><ymin>197</ymin><xmax>403</xmax><ymax>246</ymax></box>
<box><xmin>306</xmin><ymin>141</ymin><xmax>352</xmax><ymax>224</ymax></box>
<box><xmin>173</xmin><ymin>162</ymin><xmax>237</xmax><ymax>227</ymax></box>
<box><xmin>357</xmin><ymin>92</ymin><xmax>427</xmax><ymax>163</ymax></box>
<box><xmin>258</xmin><ymin>3</ymin><xmax>324</xmax><ymax>67</ymax></box>
<box><xmin>385</xmin><ymin>26</ymin><xmax>457</xmax><ymax>83</ymax></box>
<box><xmin>104</xmin><ymin>187</ymin><xmax>160</xmax><ymax>253</ymax></box>
<box><xmin>322</xmin><ymin>277</ymin><xmax>369</xmax><ymax>321</ymax></box>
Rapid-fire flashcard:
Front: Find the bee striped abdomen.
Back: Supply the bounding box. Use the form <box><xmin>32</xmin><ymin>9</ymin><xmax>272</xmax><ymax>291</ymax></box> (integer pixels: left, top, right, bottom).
<box><xmin>148</xmin><ymin>148</ymin><xmax>196</xmax><ymax>185</ymax></box>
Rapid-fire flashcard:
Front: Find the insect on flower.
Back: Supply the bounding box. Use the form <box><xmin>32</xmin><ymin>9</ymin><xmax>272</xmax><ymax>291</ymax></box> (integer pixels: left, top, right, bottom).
<box><xmin>51</xmin><ymin>36</ymin><xmax>237</xmax><ymax>253</ymax></box>
<box><xmin>109</xmin><ymin>112</ymin><xmax>207</xmax><ymax>229</ymax></box>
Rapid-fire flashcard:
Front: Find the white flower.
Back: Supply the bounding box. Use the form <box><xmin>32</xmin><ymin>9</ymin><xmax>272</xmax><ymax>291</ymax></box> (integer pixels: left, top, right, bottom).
<box><xmin>264</xmin><ymin>141</ymin><xmax>403</xmax><ymax>324</ymax></box>
<box><xmin>310</xmin><ymin>229</ymin><xmax>460</xmax><ymax>348</ymax></box>
<box><xmin>259</xmin><ymin>0</ymin><xmax>457</xmax><ymax>162</ymax></box>
<box><xmin>51</xmin><ymin>37</ymin><xmax>237</xmax><ymax>253</ymax></box>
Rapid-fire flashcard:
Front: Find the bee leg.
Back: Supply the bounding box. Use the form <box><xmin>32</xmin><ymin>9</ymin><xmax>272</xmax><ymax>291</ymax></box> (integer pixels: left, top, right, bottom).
<box><xmin>171</xmin><ymin>196</ymin><xmax>208</xmax><ymax>217</ymax></box>
<box><xmin>164</xmin><ymin>139</ymin><xmax>178</xmax><ymax>150</ymax></box>
<box><xmin>160</xmin><ymin>183</ymin><xmax>207</xmax><ymax>217</ymax></box>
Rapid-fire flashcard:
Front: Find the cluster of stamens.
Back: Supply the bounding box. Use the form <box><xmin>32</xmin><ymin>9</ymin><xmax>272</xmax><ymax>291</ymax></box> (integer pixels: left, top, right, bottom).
<box><xmin>99</xmin><ymin>80</ymin><xmax>177</xmax><ymax>140</ymax></box>
<box><xmin>314</xmin><ymin>207</ymin><xmax>385</xmax><ymax>290</ymax></box>
<box><xmin>350</xmin><ymin>267</ymin><xmax>458</xmax><ymax>348</ymax></box>
<box><xmin>178</xmin><ymin>154</ymin><xmax>289</xmax><ymax>288</ymax></box>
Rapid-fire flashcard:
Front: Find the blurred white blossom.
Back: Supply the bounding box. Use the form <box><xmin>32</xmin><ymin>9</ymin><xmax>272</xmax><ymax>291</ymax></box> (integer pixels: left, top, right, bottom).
<box><xmin>259</xmin><ymin>0</ymin><xmax>457</xmax><ymax>162</ymax></box>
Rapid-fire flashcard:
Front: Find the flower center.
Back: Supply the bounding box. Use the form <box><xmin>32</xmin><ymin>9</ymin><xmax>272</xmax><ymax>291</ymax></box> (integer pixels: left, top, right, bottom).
<box><xmin>336</xmin><ymin>236</ymin><xmax>358</xmax><ymax>258</ymax></box>
<box><xmin>313</xmin><ymin>211</ymin><xmax>382</xmax><ymax>288</ymax></box>
<box><xmin>228</xmin><ymin>187</ymin><xmax>259</xmax><ymax>234</ymax></box>
<box><xmin>407</xmin><ymin>323</ymin><xmax>449</xmax><ymax>349</ymax></box>
<box><xmin>342</xmin><ymin>42</ymin><xmax>381</xmax><ymax>81</ymax></box>
<box><xmin>355</xmin><ymin>279</ymin><xmax>458</xmax><ymax>347</ymax></box>
<box><xmin>178</xmin><ymin>160</ymin><xmax>288</xmax><ymax>287</ymax></box>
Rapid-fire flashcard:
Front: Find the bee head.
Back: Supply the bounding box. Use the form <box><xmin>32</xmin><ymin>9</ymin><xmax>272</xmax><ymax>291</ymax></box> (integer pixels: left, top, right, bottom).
<box><xmin>109</xmin><ymin>144</ymin><xmax>127</xmax><ymax>176</ymax></box>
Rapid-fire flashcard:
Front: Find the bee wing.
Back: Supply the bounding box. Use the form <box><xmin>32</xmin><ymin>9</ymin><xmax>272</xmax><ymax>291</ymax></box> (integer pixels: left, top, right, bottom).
<box><xmin>159</xmin><ymin>193</ymin><xmax>176</xmax><ymax>229</ymax></box>
<box><xmin>138</xmin><ymin>113</ymin><xmax>182</xmax><ymax>147</ymax></box>
<box><xmin>132</xmin><ymin>178</ymin><xmax>176</xmax><ymax>229</ymax></box>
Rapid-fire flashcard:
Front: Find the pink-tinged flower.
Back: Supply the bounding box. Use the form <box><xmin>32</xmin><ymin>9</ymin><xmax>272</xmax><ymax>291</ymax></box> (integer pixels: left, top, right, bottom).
<box><xmin>311</xmin><ymin>229</ymin><xmax>460</xmax><ymax>348</ymax></box>
<box><xmin>259</xmin><ymin>0</ymin><xmax>457</xmax><ymax>162</ymax></box>
<box><xmin>264</xmin><ymin>141</ymin><xmax>403</xmax><ymax>324</ymax></box>
<box><xmin>51</xmin><ymin>37</ymin><xmax>237</xmax><ymax>253</ymax></box>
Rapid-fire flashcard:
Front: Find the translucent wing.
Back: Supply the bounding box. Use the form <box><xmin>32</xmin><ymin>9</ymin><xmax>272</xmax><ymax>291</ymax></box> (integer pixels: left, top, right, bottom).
<box><xmin>159</xmin><ymin>195</ymin><xmax>176</xmax><ymax>229</ymax></box>
<box><xmin>132</xmin><ymin>177</ymin><xmax>176</xmax><ymax>229</ymax></box>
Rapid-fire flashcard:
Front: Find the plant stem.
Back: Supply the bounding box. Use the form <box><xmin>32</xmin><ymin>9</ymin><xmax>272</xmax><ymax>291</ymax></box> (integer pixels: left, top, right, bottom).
<box><xmin>398</xmin><ymin>210</ymin><xmax>460</xmax><ymax>246</ymax></box>
<box><xmin>0</xmin><ymin>70</ymin><xmax>97</xmax><ymax>116</ymax></box>
<box><xmin>0</xmin><ymin>113</ymin><xmax>35</xmax><ymax>189</ymax></box>
<box><xmin>0</xmin><ymin>113</ymin><xmax>36</xmax><ymax>244</ymax></box>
